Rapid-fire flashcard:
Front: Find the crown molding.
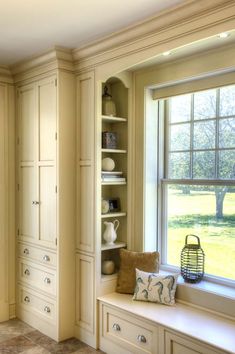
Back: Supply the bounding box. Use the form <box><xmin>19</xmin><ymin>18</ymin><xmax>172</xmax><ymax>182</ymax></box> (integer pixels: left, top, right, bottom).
<box><xmin>11</xmin><ymin>46</ymin><xmax>75</xmax><ymax>83</ymax></box>
<box><xmin>73</xmin><ymin>0</ymin><xmax>235</xmax><ymax>73</ymax></box>
<box><xmin>0</xmin><ymin>66</ymin><xmax>13</xmax><ymax>84</ymax></box>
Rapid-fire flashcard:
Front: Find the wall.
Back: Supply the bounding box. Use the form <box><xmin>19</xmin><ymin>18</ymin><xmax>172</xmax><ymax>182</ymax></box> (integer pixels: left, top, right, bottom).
<box><xmin>0</xmin><ymin>73</ymin><xmax>15</xmax><ymax>321</ymax></box>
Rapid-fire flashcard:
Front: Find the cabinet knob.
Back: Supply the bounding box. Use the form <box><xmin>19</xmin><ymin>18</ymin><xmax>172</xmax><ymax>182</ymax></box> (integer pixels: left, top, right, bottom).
<box><xmin>137</xmin><ymin>335</ymin><xmax>147</xmax><ymax>343</ymax></box>
<box><xmin>44</xmin><ymin>306</ymin><xmax>51</xmax><ymax>313</ymax></box>
<box><xmin>23</xmin><ymin>248</ymin><xmax>29</xmax><ymax>255</ymax></box>
<box><xmin>24</xmin><ymin>296</ymin><xmax>30</xmax><ymax>303</ymax></box>
<box><xmin>24</xmin><ymin>269</ymin><xmax>30</xmax><ymax>276</ymax></box>
<box><xmin>112</xmin><ymin>323</ymin><xmax>121</xmax><ymax>331</ymax></box>
<box><xmin>44</xmin><ymin>277</ymin><xmax>51</xmax><ymax>284</ymax></box>
<box><xmin>43</xmin><ymin>255</ymin><xmax>50</xmax><ymax>262</ymax></box>
<box><xmin>32</xmin><ymin>201</ymin><xmax>40</xmax><ymax>205</ymax></box>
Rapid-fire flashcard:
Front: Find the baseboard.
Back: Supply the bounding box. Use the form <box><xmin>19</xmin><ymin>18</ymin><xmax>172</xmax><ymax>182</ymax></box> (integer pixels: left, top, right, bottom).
<box><xmin>74</xmin><ymin>324</ymin><xmax>97</xmax><ymax>349</ymax></box>
<box><xmin>9</xmin><ymin>303</ymin><xmax>16</xmax><ymax>319</ymax></box>
<box><xmin>17</xmin><ymin>305</ymin><xmax>57</xmax><ymax>340</ymax></box>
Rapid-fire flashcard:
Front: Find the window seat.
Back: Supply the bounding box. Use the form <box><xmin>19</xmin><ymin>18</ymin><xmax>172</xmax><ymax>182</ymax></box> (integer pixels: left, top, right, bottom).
<box><xmin>98</xmin><ymin>292</ymin><xmax>235</xmax><ymax>354</ymax></box>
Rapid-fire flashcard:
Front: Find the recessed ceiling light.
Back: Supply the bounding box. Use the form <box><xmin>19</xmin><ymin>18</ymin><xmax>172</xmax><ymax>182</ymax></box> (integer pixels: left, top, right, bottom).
<box><xmin>163</xmin><ymin>51</ymin><xmax>171</xmax><ymax>56</ymax></box>
<box><xmin>218</xmin><ymin>32</ymin><xmax>230</xmax><ymax>39</ymax></box>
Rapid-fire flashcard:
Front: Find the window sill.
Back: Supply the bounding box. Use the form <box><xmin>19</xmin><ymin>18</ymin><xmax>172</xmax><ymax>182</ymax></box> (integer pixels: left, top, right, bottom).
<box><xmin>159</xmin><ymin>268</ymin><xmax>235</xmax><ymax>319</ymax></box>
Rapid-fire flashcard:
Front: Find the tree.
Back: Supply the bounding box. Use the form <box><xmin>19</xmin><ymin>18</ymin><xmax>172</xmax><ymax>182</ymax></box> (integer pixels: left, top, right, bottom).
<box><xmin>169</xmin><ymin>86</ymin><xmax>235</xmax><ymax>219</ymax></box>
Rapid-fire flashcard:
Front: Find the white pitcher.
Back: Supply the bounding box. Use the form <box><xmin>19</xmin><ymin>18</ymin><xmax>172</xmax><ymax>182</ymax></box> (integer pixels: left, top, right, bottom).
<box><xmin>103</xmin><ymin>220</ymin><xmax>120</xmax><ymax>245</ymax></box>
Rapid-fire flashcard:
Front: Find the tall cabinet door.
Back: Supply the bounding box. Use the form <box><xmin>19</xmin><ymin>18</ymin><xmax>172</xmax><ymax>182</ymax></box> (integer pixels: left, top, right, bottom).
<box><xmin>18</xmin><ymin>84</ymin><xmax>38</xmax><ymax>243</ymax></box>
<box><xmin>37</xmin><ymin>78</ymin><xmax>57</xmax><ymax>248</ymax></box>
<box><xmin>18</xmin><ymin>78</ymin><xmax>57</xmax><ymax>248</ymax></box>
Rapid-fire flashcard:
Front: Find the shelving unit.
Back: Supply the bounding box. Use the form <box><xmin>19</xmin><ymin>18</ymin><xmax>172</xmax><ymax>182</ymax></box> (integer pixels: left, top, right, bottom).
<box><xmin>101</xmin><ymin>242</ymin><xmax>126</xmax><ymax>251</ymax></box>
<box><xmin>101</xmin><ymin>212</ymin><xmax>127</xmax><ymax>218</ymax></box>
<box><xmin>100</xmin><ymin>77</ymin><xmax>129</xmax><ymax>282</ymax></box>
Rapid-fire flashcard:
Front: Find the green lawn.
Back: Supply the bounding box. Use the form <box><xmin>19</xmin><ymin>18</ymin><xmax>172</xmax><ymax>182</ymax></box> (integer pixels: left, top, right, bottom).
<box><xmin>167</xmin><ymin>188</ymin><xmax>235</xmax><ymax>280</ymax></box>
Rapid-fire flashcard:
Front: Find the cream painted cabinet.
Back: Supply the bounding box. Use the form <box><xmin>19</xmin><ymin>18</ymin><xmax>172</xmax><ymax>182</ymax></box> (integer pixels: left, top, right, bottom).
<box><xmin>75</xmin><ymin>71</ymin><xmax>132</xmax><ymax>348</ymax></box>
<box><xmin>16</xmin><ymin>62</ymin><xmax>76</xmax><ymax>342</ymax></box>
<box><xmin>18</xmin><ymin>79</ymin><xmax>56</xmax><ymax>248</ymax></box>
<box><xmin>164</xmin><ymin>330</ymin><xmax>227</xmax><ymax>354</ymax></box>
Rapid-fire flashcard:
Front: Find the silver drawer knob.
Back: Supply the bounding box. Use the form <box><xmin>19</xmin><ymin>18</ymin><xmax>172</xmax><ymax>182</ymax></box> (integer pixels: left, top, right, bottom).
<box><xmin>24</xmin><ymin>296</ymin><xmax>30</xmax><ymax>303</ymax></box>
<box><xmin>32</xmin><ymin>201</ymin><xmax>40</xmax><ymax>205</ymax></box>
<box><xmin>137</xmin><ymin>335</ymin><xmax>147</xmax><ymax>343</ymax></box>
<box><xmin>112</xmin><ymin>323</ymin><xmax>121</xmax><ymax>331</ymax></box>
<box><xmin>43</xmin><ymin>255</ymin><xmax>50</xmax><ymax>262</ymax></box>
<box><xmin>23</xmin><ymin>248</ymin><xmax>29</xmax><ymax>255</ymax></box>
<box><xmin>44</xmin><ymin>277</ymin><xmax>51</xmax><ymax>284</ymax></box>
<box><xmin>24</xmin><ymin>269</ymin><xmax>30</xmax><ymax>276</ymax></box>
<box><xmin>44</xmin><ymin>306</ymin><xmax>51</xmax><ymax>313</ymax></box>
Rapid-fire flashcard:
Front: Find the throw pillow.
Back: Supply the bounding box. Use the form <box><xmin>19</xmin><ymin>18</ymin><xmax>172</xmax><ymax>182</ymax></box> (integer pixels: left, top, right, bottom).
<box><xmin>116</xmin><ymin>249</ymin><xmax>159</xmax><ymax>294</ymax></box>
<box><xmin>133</xmin><ymin>269</ymin><xmax>179</xmax><ymax>305</ymax></box>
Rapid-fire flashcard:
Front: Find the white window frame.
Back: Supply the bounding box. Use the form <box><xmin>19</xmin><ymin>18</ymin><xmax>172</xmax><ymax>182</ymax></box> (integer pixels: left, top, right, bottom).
<box><xmin>158</xmin><ymin>90</ymin><xmax>235</xmax><ymax>289</ymax></box>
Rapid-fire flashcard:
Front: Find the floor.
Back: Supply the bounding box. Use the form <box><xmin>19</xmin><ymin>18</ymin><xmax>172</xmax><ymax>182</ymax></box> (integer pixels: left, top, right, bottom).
<box><xmin>0</xmin><ymin>319</ymin><xmax>104</xmax><ymax>353</ymax></box>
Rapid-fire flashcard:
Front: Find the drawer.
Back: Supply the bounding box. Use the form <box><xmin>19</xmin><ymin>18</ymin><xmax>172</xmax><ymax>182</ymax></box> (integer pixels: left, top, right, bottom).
<box><xmin>100</xmin><ymin>304</ymin><xmax>158</xmax><ymax>354</ymax></box>
<box><xmin>18</xmin><ymin>242</ymin><xmax>57</xmax><ymax>267</ymax></box>
<box><xmin>19</xmin><ymin>286</ymin><xmax>56</xmax><ymax>323</ymax></box>
<box><xmin>18</xmin><ymin>259</ymin><xmax>56</xmax><ymax>296</ymax></box>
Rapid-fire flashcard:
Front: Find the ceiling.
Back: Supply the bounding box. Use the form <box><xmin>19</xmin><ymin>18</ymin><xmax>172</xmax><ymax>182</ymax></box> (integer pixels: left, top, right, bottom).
<box><xmin>0</xmin><ymin>0</ymin><xmax>185</xmax><ymax>66</ymax></box>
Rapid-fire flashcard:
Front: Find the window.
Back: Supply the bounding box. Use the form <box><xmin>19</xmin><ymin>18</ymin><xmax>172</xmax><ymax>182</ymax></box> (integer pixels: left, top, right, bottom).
<box><xmin>160</xmin><ymin>85</ymin><xmax>235</xmax><ymax>283</ymax></box>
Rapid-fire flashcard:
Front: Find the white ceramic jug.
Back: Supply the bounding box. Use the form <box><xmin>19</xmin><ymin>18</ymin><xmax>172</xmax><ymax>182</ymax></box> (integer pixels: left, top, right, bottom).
<box><xmin>103</xmin><ymin>219</ymin><xmax>120</xmax><ymax>245</ymax></box>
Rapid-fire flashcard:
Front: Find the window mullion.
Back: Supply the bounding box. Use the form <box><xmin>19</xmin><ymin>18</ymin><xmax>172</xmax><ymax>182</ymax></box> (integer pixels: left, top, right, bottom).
<box><xmin>190</xmin><ymin>94</ymin><xmax>194</xmax><ymax>178</ymax></box>
<box><xmin>215</xmin><ymin>88</ymin><xmax>220</xmax><ymax>178</ymax></box>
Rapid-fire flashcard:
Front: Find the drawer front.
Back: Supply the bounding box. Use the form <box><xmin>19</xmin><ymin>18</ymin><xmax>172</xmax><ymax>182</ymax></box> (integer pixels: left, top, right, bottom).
<box><xmin>165</xmin><ymin>331</ymin><xmax>225</xmax><ymax>354</ymax></box>
<box><xmin>18</xmin><ymin>242</ymin><xmax>57</xmax><ymax>267</ymax></box>
<box><xmin>19</xmin><ymin>286</ymin><xmax>56</xmax><ymax>322</ymax></box>
<box><xmin>101</xmin><ymin>304</ymin><xmax>158</xmax><ymax>354</ymax></box>
<box><xmin>19</xmin><ymin>260</ymin><xmax>56</xmax><ymax>296</ymax></box>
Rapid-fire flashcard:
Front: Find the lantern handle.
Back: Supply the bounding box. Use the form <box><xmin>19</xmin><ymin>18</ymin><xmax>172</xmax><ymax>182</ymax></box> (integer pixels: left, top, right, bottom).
<box><xmin>185</xmin><ymin>234</ymin><xmax>201</xmax><ymax>246</ymax></box>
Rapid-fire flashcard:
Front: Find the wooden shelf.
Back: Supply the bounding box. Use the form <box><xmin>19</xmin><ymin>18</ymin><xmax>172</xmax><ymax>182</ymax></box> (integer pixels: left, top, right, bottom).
<box><xmin>101</xmin><ymin>241</ymin><xmax>126</xmax><ymax>251</ymax></box>
<box><xmin>102</xmin><ymin>148</ymin><xmax>127</xmax><ymax>153</ymax></box>
<box><xmin>101</xmin><ymin>273</ymin><xmax>118</xmax><ymax>282</ymax></box>
<box><xmin>101</xmin><ymin>212</ymin><xmax>127</xmax><ymax>218</ymax></box>
<box><xmin>102</xmin><ymin>181</ymin><xmax>126</xmax><ymax>185</ymax></box>
<box><xmin>102</xmin><ymin>115</ymin><xmax>127</xmax><ymax>123</ymax></box>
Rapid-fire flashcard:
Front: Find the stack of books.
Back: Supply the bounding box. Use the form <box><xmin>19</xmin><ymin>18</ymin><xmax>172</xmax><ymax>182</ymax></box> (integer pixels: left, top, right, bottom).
<box><xmin>101</xmin><ymin>171</ymin><xmax>126</xmax><ymax>182</ymax></box>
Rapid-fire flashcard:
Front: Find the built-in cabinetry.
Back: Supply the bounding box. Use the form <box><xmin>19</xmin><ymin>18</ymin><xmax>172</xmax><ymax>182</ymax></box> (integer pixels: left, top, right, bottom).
<box><xmin>99</xmin><ymin>294</ymin><xmax>235</xmax><ymax>354</ymax></box>
<box><xmin>16</xmin><ymin>61</ymin><xmax>76</xmax><ymax>341</ymax></box>
<box><xmin>100</xmin><ymin>77</ymin><xmax>129</xmax><ymax>282</ymax></box>
<box><xmin>76</xmin><ymin>72</ymin><xmax>131</xmax><ymax>347</ymax></box>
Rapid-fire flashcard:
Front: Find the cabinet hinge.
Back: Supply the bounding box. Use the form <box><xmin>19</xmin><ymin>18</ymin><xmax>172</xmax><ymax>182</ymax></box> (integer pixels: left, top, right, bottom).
<box><xmin>17</xmin><ymin>137</ymin><xmax>20</xmax><ymax>145</ymax></box>
<box><xmin>55</xmin><ymin>238</ymin><xmax>57</xmax><ymax>246</ymax></box>
<box><xmin>55</xmin><ymin>185</ymin><xmax>57</xmax><ymax>193</ymax></box>
<box><xmin>17</xmin><ymin>183</ymin><xmax>20</xmax><ymax>191</ymax></box>
<box><xmin>55</xmin><ymin>132</ymin><xmax>57</xmax><ymax>140</ymax></box>
<box><xmin>17</xmin><ymin>229</ymin><xmax>20</xmax><ymax>236</ymax></box>
<box><xmin>55</xmin><ymin>79</ymin><xmax>57</xmax><ymax>87</ymax></box>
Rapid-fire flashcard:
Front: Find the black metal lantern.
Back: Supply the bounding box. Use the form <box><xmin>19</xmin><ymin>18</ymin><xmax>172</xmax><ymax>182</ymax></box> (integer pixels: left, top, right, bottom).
<box><xmin>181</xmin><ymin>235</ymin><xmax>205</xmax><ymax>283</ymax></box>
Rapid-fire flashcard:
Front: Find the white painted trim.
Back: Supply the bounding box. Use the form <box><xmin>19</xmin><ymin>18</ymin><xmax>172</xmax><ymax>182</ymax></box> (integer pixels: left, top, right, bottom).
<box><xmin>0</xmin><ymin>66</ymin><xmax>13</xmax><ymax>84</ymax></box>
<box><xmin>73</xmin><ymin>0</ymin><xmax>235</xmax><ymax>72</ymax></box>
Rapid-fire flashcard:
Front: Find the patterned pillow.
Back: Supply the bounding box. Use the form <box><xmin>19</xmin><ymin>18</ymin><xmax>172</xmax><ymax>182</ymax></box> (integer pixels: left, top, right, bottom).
<box><xmin>133</xmin><ymin>269</ymin><xmax>179</xmax><ymax>305</ymax></box>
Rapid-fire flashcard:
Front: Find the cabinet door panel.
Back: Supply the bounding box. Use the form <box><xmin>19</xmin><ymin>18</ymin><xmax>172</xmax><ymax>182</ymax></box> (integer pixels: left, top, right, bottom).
<box><xmin>165</xmin><ymin>331</ymin><xmax>222</xmax><ymax>354</ymax></box>
<box><xmin>77</xmin><ymin>72</ymin><xmax>94</xmax><ymax>162</ymax></box>
<box><xmin>38</xmin><ymin>80</ymin><xmax>56</xmax><ymax>161</ymax></box>
<box><xmin>18</xmin><ymin>85</ymin><xmax>36</xmax><ymax>162</ymax></box>
<box><xmin>77</xmin><ymin>166</ymin><xmax>94</xmax><ymax>252</ymax></box>
<box><xmin>76</xmin><ymin>253</ymin><xmax>94</xmax><ymax>333</ymax></box>
<box><xmin>39</xmin><ymin>166</ymin><xmax>56</xmax><ymax>247</ymax></box>
<box><xmin>19</xmin><ymin>166</ymin><xmax>37</xmax><ymax>241</ymax></box>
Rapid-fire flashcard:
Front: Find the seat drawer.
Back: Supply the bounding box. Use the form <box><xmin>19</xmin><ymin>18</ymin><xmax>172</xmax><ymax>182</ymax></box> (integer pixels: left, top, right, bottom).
<box><xmin>100</xmin><ymin>303</ymin><xmax>158</xmax><ymax>354</ymax></box>
<box><xmin>19</xmin><ymin>286</ymin><xmax>56</xmax><ymax>323</ymax></box>
<box><xmin>18</xmin><ymin>259</ymin><xmax>56</xmax><ymax>296</ymax></box>
<box><xmin>18</xmin><ymin>242</ymin><xmax>57</xmax><ymax>267</ymax></box>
